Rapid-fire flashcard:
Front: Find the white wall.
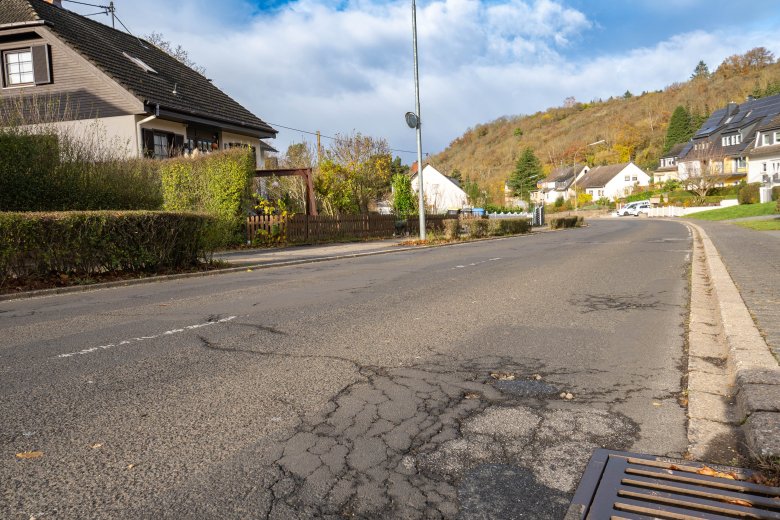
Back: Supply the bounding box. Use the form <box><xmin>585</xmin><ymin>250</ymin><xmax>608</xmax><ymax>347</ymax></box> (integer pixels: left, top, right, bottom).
<box><xmin>411</xmin><ymin>165</ymin><xmax>468</xmax><ymax>213</ymax></box>
<box><xmin>748</xmin><ymin>155</ymin><xmax>780</xmax><ymax>184</ymax></box>
<box><xmin>28</xmin><ymin>115</ymin><xmax>138</xmax><ymax>158</ymax></box>
<box><xmin>602</xmin><ymin>163</ymin><xmax>651</xmax><ymax>199</ymax></box>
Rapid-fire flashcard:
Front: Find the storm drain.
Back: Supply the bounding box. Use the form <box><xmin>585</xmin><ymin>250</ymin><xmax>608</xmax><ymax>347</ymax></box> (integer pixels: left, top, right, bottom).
<box><xmin>566</xmin><ymin>449</ymin><xmax>780</xmax><ymax>519</ymax></box>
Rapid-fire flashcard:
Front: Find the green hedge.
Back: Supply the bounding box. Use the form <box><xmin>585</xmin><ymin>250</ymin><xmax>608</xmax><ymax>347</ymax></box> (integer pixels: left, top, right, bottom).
<box><xmin>738</xmin><ymin>183</ymin><xmax>761</xmax><ymax>205</ymax></box>
<box><xmin>0</xmin><ymin>130</ymin><xmax>162</xmax><ymax>211</ymax></box>
<box><xmin>772</xmin><ymin>186</ymin><xmax>780</xmax><ymax>201</ymax></box>
<box><xmin>488</xmin><ymin>218</ymin><xmax>531</xmax><ymax>235</ymax></box>
<box><xmin>549</xmin><ymin>216</ymin><xmax>584</xmax><ymax>229</ymax></box>
<box><xmin>0</xmin><ymin>211</ymin><xmax>214</xmax><ymax>288</ymax></box>
<box><xmin>161</xmin><ymin>149</ymin><xmax>255</xmax><ymax>247</ymax></box>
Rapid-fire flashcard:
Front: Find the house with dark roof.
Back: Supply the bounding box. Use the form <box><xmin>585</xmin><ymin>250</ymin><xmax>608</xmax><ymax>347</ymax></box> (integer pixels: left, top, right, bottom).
<box><xmin>530</xmin><ymin>163</ymin><xmax>589</xmax><ymax>204</ymax></box>
<box><xmin>678</xmin><ymin>94</ymin><xmax>780</xmax><ymax>186</ymax></box>
<box><xmin>747</xmin><ymin>113</ymin><xmax>780</xmax><ymax>186</ymax></box>
<box><xmin>0</xmin><ymin>0</ymin><xmax>276</xmax><ymax>166</ymax></box>
<box><xmin>576</xmin><ymin>162</ymin><xmax>649</xmax><ymax>200</ymax></box>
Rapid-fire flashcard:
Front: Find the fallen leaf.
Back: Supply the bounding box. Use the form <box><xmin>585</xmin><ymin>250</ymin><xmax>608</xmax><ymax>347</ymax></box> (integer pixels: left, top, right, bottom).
<box><xmin>16</xmin><ymin>451</ymin><xmax>43</xmax><ymax>459</ymax></box>
<box><xmin>91</xmin><ymin>443</ymin><xmax>103</xmax><ymax>449</ymax></box>
<box><xmin>653</xmin><ymin>402</ymin><xmax>662</xmax><ymax>407</ymax></box>
<box><xmin>725</xmin><ymin>498</ymin><xmax>752</xmax><ymax>507</ymax></box>
<box><xmin>565</xmin><ymin>393</ymin><xmax>574</xmax><ymax>400</ymax></box>
<box><xmin>532</xmin><ymin>374</ymin><xmax>542</xmax><ymax>381</ymax></box>
<box><xmin>464</xmin><ymin>392</ymin><xmax>480</xmax><ymax>400</ymax></box>
<box><xmin>127</xmin><ymin>463</ymin><xmax>135</xmax><ymax>470</ymax></box>
<box><xmin>697</xmin><ymin>466</ymin><xmax>737</xmax><ymax>479</ymax></box>
<box><xmin>490</xmin><ymin>372</ymin><xmax>515</xmax><ymax>381</ymax></box>
<box><xmin>247</xmin><ymin>269</ymin><xmax>253</xmax><ymax>272</ymax></box>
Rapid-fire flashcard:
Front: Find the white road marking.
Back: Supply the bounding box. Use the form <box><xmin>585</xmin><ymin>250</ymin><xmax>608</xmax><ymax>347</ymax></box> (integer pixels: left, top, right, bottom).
<box><xmin>56</xmin><ymin>316</ymin><xmax>237</xmax><ymax>359</ymax></box>
<box><xmin>451</xmin><ymin>258</ymin><xmax>502</xmax><ymax>270</ymax></box>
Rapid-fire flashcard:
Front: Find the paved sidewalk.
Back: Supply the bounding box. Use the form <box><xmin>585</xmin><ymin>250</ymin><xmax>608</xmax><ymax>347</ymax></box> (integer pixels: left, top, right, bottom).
<box><xmin>214</xmin><ymin>239</ymin><xmax>407</xmax><ymax>266</ymax></box>
<box><xmin>694</xmin><ymin>220</ymin><xmax>780</xmax><ymax>359</ymax></box>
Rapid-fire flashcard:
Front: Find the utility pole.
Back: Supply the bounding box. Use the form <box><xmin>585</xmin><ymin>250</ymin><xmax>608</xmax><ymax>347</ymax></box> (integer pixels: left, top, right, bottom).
<box><xmin>411</xmin><ymin>0</ymin><xmax>425</xmax><ymax>239</ymax></box>
<box><xmin>109</xmin><ymin>1</ymin><xmax>115</xmax><ymax>28</ymax></box>
<box><xmin>316</xmin><ymin>131</ymin><xmax>321</xmax><ymax>165</ymax></box>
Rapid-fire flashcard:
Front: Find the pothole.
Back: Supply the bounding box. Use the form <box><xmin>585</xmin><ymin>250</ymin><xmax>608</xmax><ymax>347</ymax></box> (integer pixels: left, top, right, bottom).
<box><xmin>494</xmin><ymin>379</ymin><xmax>560</xmax><ymax>398</ymax></box>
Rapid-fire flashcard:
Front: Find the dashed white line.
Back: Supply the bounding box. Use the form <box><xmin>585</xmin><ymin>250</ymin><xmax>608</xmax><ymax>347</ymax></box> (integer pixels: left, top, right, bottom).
<box><xmin>56</xmin><ymin>316</ymin><xmax>237</xmax><ymax>359</ymax></box>
<box><xmin>451</xmin><ymin>257</ymin><xmax>502</xmax><ymax>270</ymax></box>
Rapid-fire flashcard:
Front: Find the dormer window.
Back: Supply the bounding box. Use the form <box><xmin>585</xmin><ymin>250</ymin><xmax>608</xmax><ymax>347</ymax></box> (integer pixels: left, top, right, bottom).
<box><xmin>763</xmin><ymin>133</ymin><xmax>773</xmax><ymax>146</ymax></box>
<box><xmin>123</xmin><ymin>52</ymin><xmax>157</xmax><ymax>74</ymax></box>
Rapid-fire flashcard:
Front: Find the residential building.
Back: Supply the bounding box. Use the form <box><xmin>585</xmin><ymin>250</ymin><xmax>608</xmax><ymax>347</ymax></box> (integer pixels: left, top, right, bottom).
<box><xmin>577</xmin><ymin>162</ymin><xmax>650</xmax><ymax>200</ymax></box>
<box><xmin>747</xmin><ymin>113</ymin><xmax>780</xmax><ymax>186</ymax></box>
<box><xmin>678</xmin><ymin>94</ymin><xmax>780</xmax><ymax>186</ymax></box>
<box><xmin>0</xmin><ymin>0</ymin><xmax>276</xmax><ymax>167</ymax></box>
<box><xmin>654</xmin><ymin>142</ymin><xmax>687</xmax><ymax>184</ymax></box>
<box><xmin>410</xmin><ymin>164</ymin><xmax>468</xmax><ymax>213</ymax></box>
<box><xmin>531</xmin><ymin>163</ymin><xmax>589</xmax><ymax>204</ymax></box>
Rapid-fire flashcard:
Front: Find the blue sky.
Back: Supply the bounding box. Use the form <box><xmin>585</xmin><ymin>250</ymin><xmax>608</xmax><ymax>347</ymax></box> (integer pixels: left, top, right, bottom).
<box><xmin>65</xmin><ymin>0</ymin><xmax>780</xmax><ymax>159</ymax></box>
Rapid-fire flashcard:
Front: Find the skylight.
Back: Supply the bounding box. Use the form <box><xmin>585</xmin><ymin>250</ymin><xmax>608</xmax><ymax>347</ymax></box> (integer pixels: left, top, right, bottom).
<box><xmin>122</xmin><ymin>52</ymin><xmax>156</xmax><ymax>74</ymax></box>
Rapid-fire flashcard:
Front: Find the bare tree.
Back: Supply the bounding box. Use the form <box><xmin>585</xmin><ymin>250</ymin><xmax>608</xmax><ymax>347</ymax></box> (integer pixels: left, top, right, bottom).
<box><xmin>146</xmin><ymin>32</ymin><xmax>206</xmax><ymax>75</ymax></box>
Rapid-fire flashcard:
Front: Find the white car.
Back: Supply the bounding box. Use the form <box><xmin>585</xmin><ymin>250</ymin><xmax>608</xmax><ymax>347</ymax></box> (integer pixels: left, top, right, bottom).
<box><xmin>618</xmin><ymin>201</ymin><xmax>651</xmax><ymax>216</ymax></box>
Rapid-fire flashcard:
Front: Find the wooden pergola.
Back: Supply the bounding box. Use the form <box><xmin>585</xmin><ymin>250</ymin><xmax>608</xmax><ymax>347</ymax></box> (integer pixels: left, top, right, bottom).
<box><xmin>254</xmin><ymin>168</ymin><xmax>318</xmax><ymax>216</ymax></box>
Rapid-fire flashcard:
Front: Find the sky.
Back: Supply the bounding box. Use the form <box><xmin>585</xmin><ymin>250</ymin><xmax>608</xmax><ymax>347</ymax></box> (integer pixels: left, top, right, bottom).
<box><xmin>64</xmin><ymin>0</ymin><xmax>780</xmax><ymax>160</ymax></box>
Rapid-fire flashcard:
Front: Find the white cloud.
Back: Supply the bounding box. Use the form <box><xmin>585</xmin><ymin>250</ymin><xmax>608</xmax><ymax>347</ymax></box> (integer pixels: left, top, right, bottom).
<box><xmin>74</xmin><ymin>1</ymin><xmax>780</xmax><ymax>158</ymax></box>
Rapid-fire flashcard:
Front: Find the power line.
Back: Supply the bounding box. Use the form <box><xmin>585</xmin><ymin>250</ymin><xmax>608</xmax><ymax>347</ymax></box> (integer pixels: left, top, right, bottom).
<box><xmin>266</xmin><ymin>122</ymin><xmax>420</xmax><ymax>156</ymax></box>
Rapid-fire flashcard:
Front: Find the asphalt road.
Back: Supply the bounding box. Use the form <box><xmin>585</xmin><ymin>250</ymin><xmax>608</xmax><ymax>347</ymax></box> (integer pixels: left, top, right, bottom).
<box><xmin>1</xmin><ymin>219</ymin><xmax>692</xmax><ymax>519</ymax></box>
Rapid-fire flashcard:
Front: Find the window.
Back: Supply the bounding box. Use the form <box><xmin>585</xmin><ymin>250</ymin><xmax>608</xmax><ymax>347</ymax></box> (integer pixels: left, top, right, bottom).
<box><xmin>624</xmin><ymin>175</ymin><xmax>630</xmax><ymax>181</ymax></box>
<box><xmin>123</xmin><ymin>52</ymin><xmax>157</xmax><ymax>74</ymax></box>
<box><xmin>153</xmin><ymin>133</ymin><xmax>169</xmax><ymax>160</ymax></box>
<box><xmin>632</xmin><ymin>176</ymin><xmax>638</xmax><ymax>181</ymax></box>
<box><xmin>763</xmin><ymin>133</ymin><xmax>772</xmax><ymax>146</ymax></box>
<box><xmin>775</xmin><ymin>131</ymin><xmax>780</xmax><ymax>143</ymax></box>
<box><xmin>4</xmin><ymin>49</ymin><xmax>34</xmax><ymax>85</ymax></box>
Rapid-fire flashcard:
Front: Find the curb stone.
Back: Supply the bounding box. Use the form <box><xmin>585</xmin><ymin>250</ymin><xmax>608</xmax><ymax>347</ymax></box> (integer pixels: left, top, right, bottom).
<box><xmin>686</xmin><ymin>222</ymin><xmax>780</xmax><ymax>459</ymax></box>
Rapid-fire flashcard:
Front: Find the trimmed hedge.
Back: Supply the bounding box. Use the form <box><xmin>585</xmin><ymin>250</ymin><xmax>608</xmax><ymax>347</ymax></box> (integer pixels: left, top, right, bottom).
<box><xmin>489</xmin><ymin>218</ymin><xmax>531</xmax><ymax>235</ymax></box>
<box><xmin>0</xmin><ymin>211</ymin><xmax>214</xmax><ymax>288</ymax></box>
<box><xmin>549</xmin><ymin>216</ymin><xmax>584</xmax><ymax>229</ymax></box>
<box><xmin>738</xmin><ymin>183</ymin><xmax>761</xmax><ymax>205</ymax></box>
<box><xmin>0</xmin><ymin>130</ymin><xmax>162</xmax><ymax>211</ymax></box>
<box><xmin>772</xmin><ymin>186</ymin><xmax>780</xmax><ymax>201</ymax></box>
<box><xmin>161</xmin><ymin>149</ymin><xmax>255</xmax><ymax>247</ymax></box>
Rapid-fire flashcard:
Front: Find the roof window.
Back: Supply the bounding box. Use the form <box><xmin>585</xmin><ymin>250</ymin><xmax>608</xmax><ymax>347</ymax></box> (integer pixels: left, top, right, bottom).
<box><xmin>123</xmin><ymin>52</ymin><xmax>156</xmax><ymax>74</ymax></box>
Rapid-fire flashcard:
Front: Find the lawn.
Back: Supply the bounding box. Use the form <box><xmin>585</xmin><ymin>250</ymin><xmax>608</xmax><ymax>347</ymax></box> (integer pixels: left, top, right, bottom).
<box><xmin>733</xmin><ymin>218</ymin><xmax>780</xmax><ymax>231</ymax></box>
<box><xmin>686</xmin><ymin>202</ymin><xmax>778</xmax><ymax>221</ymax></box>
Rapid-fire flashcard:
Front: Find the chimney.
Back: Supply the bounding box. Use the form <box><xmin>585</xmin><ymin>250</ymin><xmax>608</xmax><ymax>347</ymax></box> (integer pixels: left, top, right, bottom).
<box><xmin>44</xmin><ymin>0</ymin><xmax>63</xmax><ymax>7</ymax></box>
<box><xmin>726</xmin><ymin>101</ymin><xmax>738</xmax><ymax>117</ymax></box>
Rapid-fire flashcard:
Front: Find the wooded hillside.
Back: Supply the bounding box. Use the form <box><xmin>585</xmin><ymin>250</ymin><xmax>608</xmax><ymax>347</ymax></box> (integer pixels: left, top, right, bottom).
<box><xmin>430</xmin><ymin>50</ymin><xmax>780</xmax><ymax>203</ymax></box>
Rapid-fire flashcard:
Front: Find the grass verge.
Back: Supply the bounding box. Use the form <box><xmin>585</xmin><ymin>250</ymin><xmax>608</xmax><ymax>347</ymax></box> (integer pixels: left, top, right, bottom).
<box><xmin>732</xmin><ymin>217</ymin><xmax>780</xmax><ymax>231</ymax></box>
<box><xmin>687</xmin><ymin>202</ymin><xmax>778</xmax><ymax>221</ymax></box>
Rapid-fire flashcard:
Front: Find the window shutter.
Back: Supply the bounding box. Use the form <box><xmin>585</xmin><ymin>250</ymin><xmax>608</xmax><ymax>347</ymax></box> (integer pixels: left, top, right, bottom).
<box><xmin>31</xmin><ymin>45</ymin><xmax>51</xmax><ymax>85</ymax></box>
<box><xmin>141</xmin><ymin>129</ymin><xmax>154</xmax><ymax>158</ymax></box>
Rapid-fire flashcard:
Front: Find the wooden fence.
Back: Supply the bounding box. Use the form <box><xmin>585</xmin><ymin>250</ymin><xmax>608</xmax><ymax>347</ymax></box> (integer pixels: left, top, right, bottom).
<box><xmin>246</xmin><ymin>214</ymin><xmax>448</xmax><ymax>244</ymax></box>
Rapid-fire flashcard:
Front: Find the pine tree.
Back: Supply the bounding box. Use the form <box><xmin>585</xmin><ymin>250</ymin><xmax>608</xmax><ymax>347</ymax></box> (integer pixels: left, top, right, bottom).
<box><xmin>691</xmin><ymin>60</ymin><xmax>710</xmax><ymax>79</ymax></box>
<box><xmin>663</xmin><ymin>105</ymin><xmax>693</xmax><ymax>153</ymax></box>
<box><xmin>508</xmin><ymin>148</ymin><xmax>543</xmax><ymax>200</ymax></box>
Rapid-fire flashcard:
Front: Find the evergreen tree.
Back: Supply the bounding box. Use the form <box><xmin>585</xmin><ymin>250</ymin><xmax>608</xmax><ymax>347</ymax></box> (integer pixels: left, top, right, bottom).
<box><xmin>449</xmin><ymin>168</ymin><xmax>463</xmax><ymax>184</ymax></box>
<box><xmin>663</xmin><ymin>105</ymin><xmax>694</xmax><ymax>153</ymax></box>
<box><xmin>508</xmin><ymin>148</ymin><xmax>543</xmax><ymax>200</ymax></box>
<box><xmin>691</xmin><ymin>60</ymin><xmax>710</xmax><ymax>79</ymax></box>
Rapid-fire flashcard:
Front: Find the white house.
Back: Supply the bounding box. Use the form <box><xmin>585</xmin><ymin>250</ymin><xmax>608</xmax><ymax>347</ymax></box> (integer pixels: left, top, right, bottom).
<box><xmin>531</xmin><ymin>163</ymin><xmax>589</xmax><ymax>204</ymax></box>
<box><xmin>747</xmin><ymin>114</ymin><xmax>780</xmax><ymax>186</ymax></box>
<box><xmin>410</xmin><ymin>164</ymin><xmax>468</xmax><ymax>213</ymax></box>
<box><xmin>577</xmin><ymin>162</ymin><xmax>650</xmax><ymax>200</ymax></box>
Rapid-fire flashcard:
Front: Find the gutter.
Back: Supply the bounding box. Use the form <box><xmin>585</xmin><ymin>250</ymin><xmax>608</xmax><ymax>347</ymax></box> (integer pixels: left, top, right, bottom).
<box><xmin>0</xmin><ymin>20</ymin><xmax>48</xmax><ymax>30</ymax></box>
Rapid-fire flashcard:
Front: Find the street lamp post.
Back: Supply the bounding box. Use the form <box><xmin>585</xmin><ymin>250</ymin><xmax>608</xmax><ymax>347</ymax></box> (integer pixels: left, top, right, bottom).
<box><xmin>411</xmin><ymin>0</ymin><xmax>425</xmax><ymax>240</ymax></box>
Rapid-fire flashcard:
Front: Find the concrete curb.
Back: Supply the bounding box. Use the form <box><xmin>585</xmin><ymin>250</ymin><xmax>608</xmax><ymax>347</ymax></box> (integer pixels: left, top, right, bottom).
<box><xmin>0</xmin><ymin>228</ymin><xmax>565</xmax><ymax>303</ymax></box>
<box><xmin>687</xmin><ymin>221</ymin><xmax>780</xmax><ymax>458</ymax></box>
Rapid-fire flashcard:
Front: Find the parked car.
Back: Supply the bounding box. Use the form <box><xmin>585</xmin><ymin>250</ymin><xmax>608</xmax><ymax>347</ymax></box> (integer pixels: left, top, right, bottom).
<box><xmin>617</xmin><ymin>200</ymin><xmax>651</xmax><ymax>216</ymax></box>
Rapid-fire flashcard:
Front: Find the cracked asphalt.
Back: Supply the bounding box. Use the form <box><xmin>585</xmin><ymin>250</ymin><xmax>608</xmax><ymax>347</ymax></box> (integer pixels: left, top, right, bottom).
<box><xmin>1</xmin><ymin>219</ymin><xmax>691</xmax><ymax>519</ymax></box>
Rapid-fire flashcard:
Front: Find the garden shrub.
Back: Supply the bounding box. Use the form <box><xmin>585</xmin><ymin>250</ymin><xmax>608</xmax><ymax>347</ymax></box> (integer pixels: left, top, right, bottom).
<box><xmin>549</xmin><ymin>216</ymin><xmax>583</xmax><ymax>229</ymax></box>
<box><xmin>443</xmin><ymin>219</ymin><xmax>460</xmax><ymax>240</ymax></box>
<box><xmin>0</xmin><ymin>211</ymin><xmax>214</xmax><ymax>288</ymax></box>
<box><xmin>738</xmin><ymin>183</ymin><xmax>761</xmax><ymax>205</ymax></box>
<box><xmin>772</xmin><ymin>186</ymin><xmax>780</xmax><ymax>202</ymax></box>
<box><xmin>463</xmin><ymin>217</ymin><xmax>489</xmax><ymax>238</ymax></box>
<box><xmin>488</xmin><ymin>218</ymin><xmax>531</xmax><ymax>236</ymax></box>
<box><xmin>161</xmin><ymin>148</ymin><xmax>255</xmax><ymax>247</ymax></box>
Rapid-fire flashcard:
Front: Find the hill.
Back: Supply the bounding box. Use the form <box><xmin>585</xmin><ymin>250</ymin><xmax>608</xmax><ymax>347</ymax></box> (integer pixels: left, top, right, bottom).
<box><xmin>429</xmin><ymin>50</ymin><xmax>780</xmax><ymax>203</ymax></box>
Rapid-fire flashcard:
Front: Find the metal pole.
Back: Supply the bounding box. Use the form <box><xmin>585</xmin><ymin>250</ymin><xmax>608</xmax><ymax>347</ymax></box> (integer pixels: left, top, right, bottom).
<box><xmin>109</xmin><ymin>1</ymin><xmax>115</xmax><ymax>28</ymax></box>
<box><xmin>412</xmin><ymin>0</ymin><xmax>425</xmax><ymax>240</ymax></box>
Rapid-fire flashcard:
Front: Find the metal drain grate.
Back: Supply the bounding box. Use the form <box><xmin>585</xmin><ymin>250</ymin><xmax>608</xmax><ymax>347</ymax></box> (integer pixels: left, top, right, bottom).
<box><xmin>566</xmin><ymin>449</ymin><xmax>780</xmax><ymax>519</ymax></box>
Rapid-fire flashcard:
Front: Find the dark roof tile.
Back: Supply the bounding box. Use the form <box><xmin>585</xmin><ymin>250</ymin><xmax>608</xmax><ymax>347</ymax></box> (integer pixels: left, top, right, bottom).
<box><xmin>577</xmin><ymin>163</ymin><xmax>630</xmax><ymax>189</ymax></box>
